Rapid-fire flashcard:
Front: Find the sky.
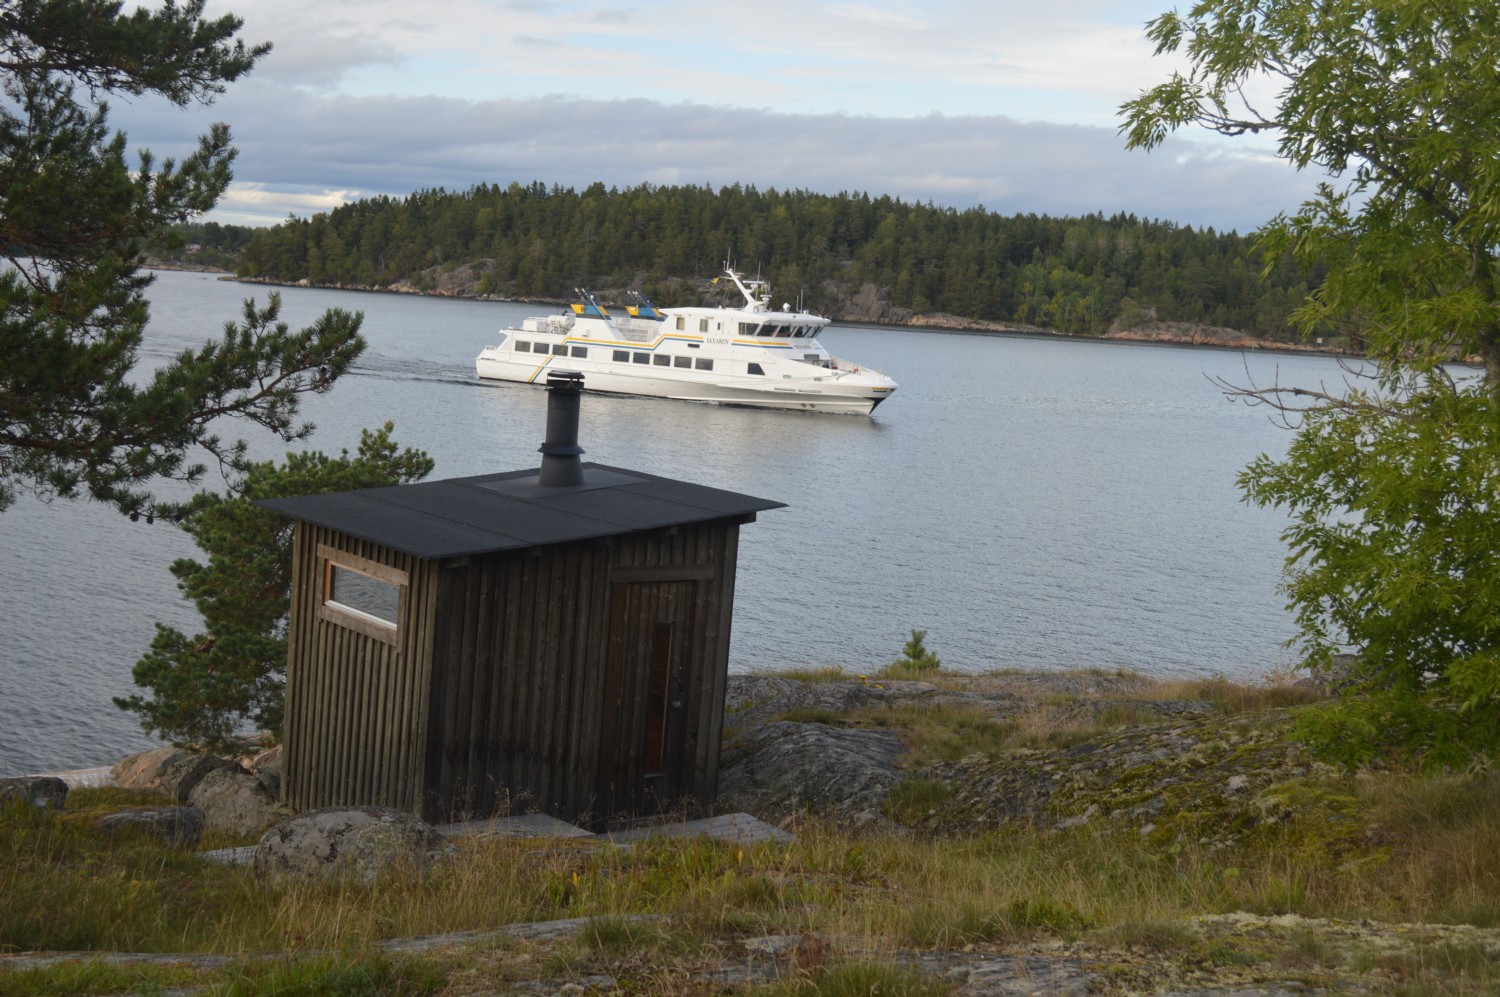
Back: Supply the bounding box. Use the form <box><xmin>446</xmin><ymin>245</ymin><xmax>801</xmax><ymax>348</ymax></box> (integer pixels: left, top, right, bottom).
<box><xmin>109</xmin><ymin>0</ymin><xmax>1323</xmax><ymax>233</ymax></box>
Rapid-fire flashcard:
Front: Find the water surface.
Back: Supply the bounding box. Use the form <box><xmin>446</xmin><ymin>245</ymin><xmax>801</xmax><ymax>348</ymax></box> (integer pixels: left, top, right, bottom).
<box><xmin>0</xmin><ymin>270</ymin><xmax>1328</xmax><ymax>775</ymax></box>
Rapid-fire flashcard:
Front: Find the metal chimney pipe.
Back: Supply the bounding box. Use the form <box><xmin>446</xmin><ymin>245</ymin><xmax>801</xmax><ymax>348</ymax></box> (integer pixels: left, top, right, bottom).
<box><xmin>538</xmin><ymin>371</ymin><xmax>585</xmax><ymax>486</ymax></box>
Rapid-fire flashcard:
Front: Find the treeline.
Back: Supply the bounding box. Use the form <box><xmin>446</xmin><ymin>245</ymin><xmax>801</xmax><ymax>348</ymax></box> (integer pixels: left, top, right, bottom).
<box><xmin>235</xmin><ymin>181</ymin><xmax>1325</xmax><ymax>340</ymax></box>
<box><xmin>147</xmin><ymin>221</ymin><xmax>259</xmax><ymax>270</ymax></box>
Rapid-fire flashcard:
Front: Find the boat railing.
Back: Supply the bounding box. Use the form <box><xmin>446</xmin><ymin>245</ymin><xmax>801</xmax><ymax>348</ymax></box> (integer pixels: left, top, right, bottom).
<box><xmin>826</xmin><ymin>356</ymin><xmax>885</xmax><ymax>377</ymax></box>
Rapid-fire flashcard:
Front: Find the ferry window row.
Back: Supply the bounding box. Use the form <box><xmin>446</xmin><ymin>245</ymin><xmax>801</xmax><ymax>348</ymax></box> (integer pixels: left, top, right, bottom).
<box><xmin>515</xmin><ymin>341</ymin><xmax>587</xmax><ymax>358</ymax></box>
<box><xmin>664</xmin><ymin>317</ymin><xmax>814</xmax><ymax>338</ymax></box>
<box><xmin>738</xmin><ymin>322</ymin><xmax>815</xmax><ymax>338</ymax></box>
<box><xmin>611</xmin><ymin>349</ymin><xmax>713</xmax><ymax>371</ymax></box>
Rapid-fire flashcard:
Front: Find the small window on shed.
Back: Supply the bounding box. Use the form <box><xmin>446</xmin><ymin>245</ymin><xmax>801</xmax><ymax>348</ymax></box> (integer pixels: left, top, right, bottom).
<box><xmin>317</xmin><ymin>545</ymin><xmax>407</xmax><ymax>647</ymax></box>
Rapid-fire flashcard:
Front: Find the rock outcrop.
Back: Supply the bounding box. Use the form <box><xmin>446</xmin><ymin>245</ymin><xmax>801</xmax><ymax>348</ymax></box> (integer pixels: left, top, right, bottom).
<box><xmin>922</xmin><ymin>709</ymin><xmax>1335</xmax><ymax>846</ymax></box>
<box><xmin>253</xmin><ymin>807</ymin><xmax>456</xmax><ymax>885</ymax></box>
<box><xmin>110</xmin><ymin>747</ymin><xmax>177</xmax><ymax>790</ymax></box>
<box><xmin>718</xmin><ymin>671</ymin><xmax>1323</xmax><ymax>845</ymax></box>
<box><xmin>718</xmin><ymin>721</ymin><xmax>908</xmax><ymax>826</ymax></box>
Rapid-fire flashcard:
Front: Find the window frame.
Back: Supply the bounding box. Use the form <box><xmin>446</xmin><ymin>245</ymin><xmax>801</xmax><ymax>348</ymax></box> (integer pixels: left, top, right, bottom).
<box><xmin>316</xmin><ymin>544</ymin><xmax>407</xmax><ymax>647</ymax></box>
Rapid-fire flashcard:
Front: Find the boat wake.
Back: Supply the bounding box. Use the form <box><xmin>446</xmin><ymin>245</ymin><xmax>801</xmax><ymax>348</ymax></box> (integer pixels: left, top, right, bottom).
<box><xmin>351</xmin><ymin>353</ymin><xmax>474</xmax><ymax>386</ymax></box>
<box><xmin>136</xmin><ymin>342</ymin><xmax>477</xmax><ymax>388</ymax></box>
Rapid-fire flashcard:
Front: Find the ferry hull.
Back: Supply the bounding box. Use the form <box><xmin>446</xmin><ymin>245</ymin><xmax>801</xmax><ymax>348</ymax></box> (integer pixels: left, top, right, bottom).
<box><xmin>476</xmin><ymin>352</ymin><xmax>889</xmax><ymax>414</ymax></box>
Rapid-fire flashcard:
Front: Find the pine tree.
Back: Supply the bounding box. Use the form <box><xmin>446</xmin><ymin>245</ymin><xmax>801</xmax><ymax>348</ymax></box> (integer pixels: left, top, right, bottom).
<box><xmin>0</xmin><ymin>0</ymin><xmax>366</xmax><ymax>517</ymax></box>
<box><xmin>117</xmin><ymin>424</ymin><xmax>434</xmax><ymax>754</ymax></box>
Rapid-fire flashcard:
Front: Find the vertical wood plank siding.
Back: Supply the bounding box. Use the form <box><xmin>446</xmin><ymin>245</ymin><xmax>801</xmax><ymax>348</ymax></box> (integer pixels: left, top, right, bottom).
<box><xmin>283</xmin><ymin>524</ymin><xmax>437</xmax><ymax>815</ymax></box>
<box><xmin>283</xmin><ymin>519</ymin><xmax>745</xmax><ymax>828</ymax></box>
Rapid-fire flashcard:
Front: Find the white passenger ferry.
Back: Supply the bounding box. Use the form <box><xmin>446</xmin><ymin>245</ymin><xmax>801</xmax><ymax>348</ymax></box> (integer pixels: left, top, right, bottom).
<box><xmin>474</xmin><ymin>269</ymin><xmax>896</xmax><ymax>414</ymax></box>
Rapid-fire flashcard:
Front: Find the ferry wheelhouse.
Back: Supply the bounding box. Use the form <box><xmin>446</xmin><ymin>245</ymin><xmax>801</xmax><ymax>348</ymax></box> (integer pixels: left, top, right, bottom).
<box><xmin>474</xmin><ymin>269</ymin><xmax>896</xmax><ymax>414</ymax></box>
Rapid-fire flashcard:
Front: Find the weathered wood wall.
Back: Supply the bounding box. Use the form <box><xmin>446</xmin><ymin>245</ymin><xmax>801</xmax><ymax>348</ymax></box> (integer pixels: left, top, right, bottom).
<box><xmin>282</xmin><ymin>524</ymin><xmax>441</xmax><ymax>814</ymax></box>
<box><xmin>423</xmin><ymin>520</ymin><xmax>743</xmax><ymax>826</ymax></box>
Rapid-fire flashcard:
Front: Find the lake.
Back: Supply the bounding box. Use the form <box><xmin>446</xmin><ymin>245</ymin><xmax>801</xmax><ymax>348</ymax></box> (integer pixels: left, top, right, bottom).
<box><xmin>0</xmin><ymin>269</ymin><xmax>1332</xmax><ymax>776</ymax></box>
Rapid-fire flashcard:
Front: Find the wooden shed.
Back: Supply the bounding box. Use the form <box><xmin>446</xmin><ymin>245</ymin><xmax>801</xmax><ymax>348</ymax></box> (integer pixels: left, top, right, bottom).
<box><xmin>259</xmin><ymin>375</ymin><xmax>782</xmax><ymax>828</ymax></box>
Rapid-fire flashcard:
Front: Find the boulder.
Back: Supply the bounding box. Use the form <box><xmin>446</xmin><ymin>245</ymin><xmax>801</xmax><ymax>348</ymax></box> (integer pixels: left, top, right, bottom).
<box><xmin>110</xmin><ymin>747</ymin><xmax>178</xmax><ymax>791</ymax></box>
<box><xmin>253</xmin><ymin>807</ymin><xmax>456</xmax><ymax>886</ymax></box>
<box><xmin>0</xmin><ymin>776</ymin><xmax>68</xmax><ymax>810</ymax></box>
<box><xmin>718</xmin><ymin>721</ymin><xmax>908</xmax><ymax>823</ymax></box>
<box><xmin>156</xmin><ymin>751</ymin><xmax>245</xmax><ymax>804</ymax></box>
<box><xmin>92</xmin><ymin>806</ymin><xmax>205</xmax><ymax>847</ymax></box>
<box><xmin>187</xmin><ymin>767</ymin><xmax>291</xmax><ymax>838</ymax></box>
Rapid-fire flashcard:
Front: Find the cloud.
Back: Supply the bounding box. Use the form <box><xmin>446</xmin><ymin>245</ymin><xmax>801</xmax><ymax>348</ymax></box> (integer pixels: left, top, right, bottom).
<box><xmin>213</xmin><ymin>0</ymin><xmax>1180</xmax><ymax>118</ymax></box>
<box><xmin>115</xmin><ymin>82</ymin><xmax>1318</xmax><ymax>233</ymax></box>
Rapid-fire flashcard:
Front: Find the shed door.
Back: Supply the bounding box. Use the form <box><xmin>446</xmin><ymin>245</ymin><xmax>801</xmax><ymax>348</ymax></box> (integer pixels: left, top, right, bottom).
<box><xmin>597</xmin><ymin>576</ymin><xmax>700</xmax><ymax>822</ymax></box>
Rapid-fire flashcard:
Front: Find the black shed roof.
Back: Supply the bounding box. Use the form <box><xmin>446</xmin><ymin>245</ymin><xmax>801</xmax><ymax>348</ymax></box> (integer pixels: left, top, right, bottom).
<box><xmin>258</xmin><ymin>462</ymin><xmax>786</xmax><ymax>560</ymax></box>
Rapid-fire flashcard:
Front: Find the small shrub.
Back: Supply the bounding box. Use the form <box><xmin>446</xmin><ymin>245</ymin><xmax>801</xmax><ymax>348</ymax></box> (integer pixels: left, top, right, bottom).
<box><xmin>880</xmin><ymin>629</ymin><xmax>941</xmax><ymax>679</ymax></box>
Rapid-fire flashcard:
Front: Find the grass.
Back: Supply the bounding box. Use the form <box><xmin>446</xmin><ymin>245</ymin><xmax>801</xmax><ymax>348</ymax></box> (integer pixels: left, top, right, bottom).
<box><xmin>6</xmin><ymin>794</ymin><xmax>1500</xmax><ymax>993</ymax></box>
<box><xmin>5</xmin><ymin>672</ymin><xmax>1500</xmax><ymax>994</ymax></box>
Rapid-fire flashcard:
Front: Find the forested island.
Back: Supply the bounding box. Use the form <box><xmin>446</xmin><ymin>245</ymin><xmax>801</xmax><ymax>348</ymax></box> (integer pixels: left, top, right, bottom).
<box><xmin>196</xmin><ymin>182</ymin><xmax>1339</xmax><ymax>350</ymax></box>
